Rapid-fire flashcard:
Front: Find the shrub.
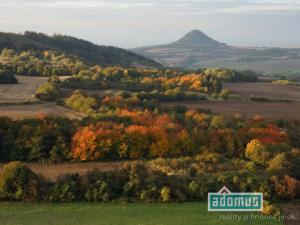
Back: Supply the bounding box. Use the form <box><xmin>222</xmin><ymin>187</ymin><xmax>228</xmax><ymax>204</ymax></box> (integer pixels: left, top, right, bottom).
<box><xmin>65</xmin><ymin>90</ymin><xmax>99</xmax><ymax>114</ymax></box>
<box><xmin>0</xmin><ymin>161</ymin><xmax>40</xmax><ymax>201</ymax></box>
<box><xmin>204</xmin><ymin>68</ymin><xmax>236</xmax><ymax>82</ymax></box>
<box><xmin>0</xmin><ymin>70</ymin><xmax>17</xmax><ymax>84</ymax></box>
<box><xmin>48</xmin><ymin>174</ymin><xmax>81</xmax><ymax>202</ymax></box>
<box><xmin>121</xmin><ymin>163</ymin><xmax>148</xmax><ymax>198</ymax></box>
<box><xmin>140</xmin><ymin>186</ymin><xmax>160</xmax><ymax>202</ymax></box>
<box><xmin>219</xmin><ymin>89</ymin><xmax>230</xmax><ymax>99</ymax></box>
<box><xmin>35</xmin><ymin>82</ymin><xmax>61</xmax><ymax>101</ymax></box>
<box><xmin>290</xmin><ymin>149</ymin><xmax>300</xmax><ymax>179</ymax></box>
<box><xmin>188</xmin><ymin>181</ymin><xmax>208</xmax><ymax>200</ymax></box>
<box><xmin>270</xmin><ymin>175</ymin><xmax>299</xmax><ymax>200</ymax></box>
<box><xmin>84</xmin><ymin>180</ymin><xmax>111</xmax><ymax>202</ymax></box>
<box><xmin>173</xmin><ymin>188</ymin><xmax>187</xmax><ymax>202</ymax></box>
<box><xmin>160</xmin><ymin>186</ymin><xmax>171</xmax><ymax>202</ymax></box>
<box><xmin>262</xmin><ymin>201</ymin><xmax>281</xmax><ymax>216</ymax></box>
<box><xmin>267</xmin><ymin>153</ymin><xmax>289</xmax><ymax>174</ymax></box>
<box><xmin>272</xmin><ymin>80</ymin><xmax>290</xmax><ymax>85</ymax></box>
<box><xmin>47</xmin><ymin>75</ymin><xmax>61</xmax><ymax>85</ymax></box>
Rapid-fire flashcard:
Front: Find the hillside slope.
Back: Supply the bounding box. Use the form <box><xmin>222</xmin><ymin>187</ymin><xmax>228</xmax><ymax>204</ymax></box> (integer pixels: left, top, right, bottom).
<box><xmin>132</xmin><ymin>30</ymin><xmax>300</xmax><ymax>72</ymax></box>
<box><xmin>0</xmin><ymin>31</ymin><xmax>162</xmax><ymax>68</ymax></box>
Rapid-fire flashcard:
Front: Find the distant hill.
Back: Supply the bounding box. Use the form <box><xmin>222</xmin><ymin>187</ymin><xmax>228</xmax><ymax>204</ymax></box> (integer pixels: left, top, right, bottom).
<box><xmin>171</xmin><ymin>30</ymin><xmax>226</xmax><ymax>48</ymax></box>
<box><xmin>0</xmin><ymin>31</ymin><xmax>162</xmax><ymax>68</ymax></box>
<box><xmin>132</xmin><ymin>30</ymin><xmax>300</xmax><ymax>72</ymax></box>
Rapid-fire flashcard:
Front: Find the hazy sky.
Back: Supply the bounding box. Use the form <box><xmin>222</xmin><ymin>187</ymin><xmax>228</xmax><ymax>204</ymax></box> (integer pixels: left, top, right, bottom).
<box><xmin>0</xmin><ymin>0</ymin><xmax>299</xmax><ymax>48</ymax></box>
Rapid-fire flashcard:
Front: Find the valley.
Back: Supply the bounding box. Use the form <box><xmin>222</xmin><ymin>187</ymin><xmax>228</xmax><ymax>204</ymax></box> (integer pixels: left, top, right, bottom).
<box><xmin>1</xmin><ymin>1</ymin><xmax>300</xmax><ymax>224</ymax></box>
<box><xmin>0</xmin><ymin>31</ymin><xmax>299</xmax><ymax>225</ymax></box>
<box><xmin>0</xmin><ymin>74</ymin><xmax>299</xmax><ymax>120</ymax></box>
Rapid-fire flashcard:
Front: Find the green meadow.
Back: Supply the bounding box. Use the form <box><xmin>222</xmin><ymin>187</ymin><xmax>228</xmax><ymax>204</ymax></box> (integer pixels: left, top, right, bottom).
<box><xmin>0</xmin><ymin>202</ymin><xmax>283</xmax><ymax>225</ymax></box>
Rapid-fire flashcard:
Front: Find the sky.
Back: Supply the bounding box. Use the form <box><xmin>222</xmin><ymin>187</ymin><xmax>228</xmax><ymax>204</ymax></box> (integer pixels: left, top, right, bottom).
<box><xmin>0</xmin><ymin>0</ymin><xmax>299</xmax><ymax>48</ymax></box>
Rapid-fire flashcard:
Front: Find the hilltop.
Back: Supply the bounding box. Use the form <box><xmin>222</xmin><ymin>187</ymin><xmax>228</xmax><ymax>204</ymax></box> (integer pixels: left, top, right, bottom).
<box><xmin>169</xmin><ymin>30</ymin><xmax>226</xmax><ymax>48</ymax></box>
<box><xmin>132</xmin><ymin>30</ymin><xmax>300</xmax><ymax>72</ymax></box>
<box><xmin>0</xmin><ymin>31</ymin><xmax>162</xmax><ymax>68</ymax></box>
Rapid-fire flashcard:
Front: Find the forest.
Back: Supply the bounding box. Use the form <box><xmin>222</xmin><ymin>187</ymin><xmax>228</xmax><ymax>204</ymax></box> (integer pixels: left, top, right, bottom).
<box><xmin>0</xmin><ymin>48</ymin><xmax>261</xmax><ymax>104</ymax></box>
<box><xmin>0</xmin><ymin>104</ymin><xmax>299</xmax><ymax>215</ymax></box>
<box><xmin>0</xmin><ymin>31</ymin><xmax>161</xmax><ymax>68</ymax></box>
<box><xmin>0</xmin><ymin>46</ymin><xmax>299</xmax><ymax>217</ymax></box>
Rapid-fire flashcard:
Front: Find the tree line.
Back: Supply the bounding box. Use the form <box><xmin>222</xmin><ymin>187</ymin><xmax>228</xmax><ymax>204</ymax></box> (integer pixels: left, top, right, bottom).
<box><xmin>0</xmin><ymin>160</ymin><xmax>297</xmax><ymax>216</ymax></box>
<box><xmin>0</xmin><ymin>110</ymin><xmax>299</xmax><ymax>174</ymax></box>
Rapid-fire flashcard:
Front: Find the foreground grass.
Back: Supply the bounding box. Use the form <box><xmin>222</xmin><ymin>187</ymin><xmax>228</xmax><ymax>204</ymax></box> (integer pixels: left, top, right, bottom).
<box><xmin>0</xmin><ymin>202</ymin><xmax>283</xmax><ymax>225</ymax></box>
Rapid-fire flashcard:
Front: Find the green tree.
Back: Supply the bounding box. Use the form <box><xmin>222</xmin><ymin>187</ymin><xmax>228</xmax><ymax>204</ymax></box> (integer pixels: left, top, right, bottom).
<box><xmin>189</xmin><ymin>181</ymin><xmax>208</xmax><ymax>200</ymax></box>
<box><xmin>0</xmin><ymin>161</ymin><xmax>40</xmax><ymax>201</ymax></box>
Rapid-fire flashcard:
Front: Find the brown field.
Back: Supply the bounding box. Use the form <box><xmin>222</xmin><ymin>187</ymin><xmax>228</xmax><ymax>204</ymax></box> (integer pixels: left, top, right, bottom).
<box><xmin>0</xmin><ymin>162</ymin><xmax>122</xmax><ymax>181</ymax></box>
<box><xmin>283</xmin><ymin>205</ymin><xmax>300</xmax><ymax>225</ymax></box>
<box><xmin>165</xmin><ymin>101</ymin><xmax>300</xmax><ymax>120</ymax></box>
<box><xmin>0</xmin><ymin>75</ymin><xmax>83</xmax><ymax>119</ymax></box>
<box><xmin>223</xmin><ymin>82</ymin><xmax>300</xmax><ymax>101</ymax></box>
<box><xmin>0</xmin><ymin>102</ymin><xmax>83</xmax><ymax>120</ymax></box>
<box><xmin>1</xmin><ymin>75</ymin><xmax>300</xmax><ymax>120</ymax></box>
<box><xmin>0</xmin><ymin>75</ymin><xmax>47</xmax><ymax>103</ymax></box>
<box><xmin>165</xmin><ymin>82</ymin><xmax>300</xmax><ymax>120</ymax></box>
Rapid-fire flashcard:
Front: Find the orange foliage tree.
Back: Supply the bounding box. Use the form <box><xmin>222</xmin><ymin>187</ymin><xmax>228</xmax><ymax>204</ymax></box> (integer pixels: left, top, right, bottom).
<box><xmin>71</xmin><ymin>122</ymin><xmax>124</xmax><ymax>161</ymax></box>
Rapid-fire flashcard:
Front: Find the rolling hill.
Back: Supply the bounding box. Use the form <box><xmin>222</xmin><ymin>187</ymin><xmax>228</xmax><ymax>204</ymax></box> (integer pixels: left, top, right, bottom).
<box><xmin>132</xmin><ymin>30</ymin><xmax>300</xmax><ymax>72</ymax></box>
<box><xmin>0</xmin><ymin>31</ymin><xmax>162</xmax><ymax>68</ymax></box>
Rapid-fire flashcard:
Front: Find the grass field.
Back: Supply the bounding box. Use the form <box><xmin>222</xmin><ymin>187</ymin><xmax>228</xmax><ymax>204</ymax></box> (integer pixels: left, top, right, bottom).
<box><xmin>0</xmin><ymin>202</ymin><xmax>283</xmax><ymax>225</ymax></box>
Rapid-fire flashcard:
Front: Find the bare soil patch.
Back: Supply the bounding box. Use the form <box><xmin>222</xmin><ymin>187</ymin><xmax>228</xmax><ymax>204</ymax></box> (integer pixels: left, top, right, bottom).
<box><xmin>0</xmin><ymin>75</ymin><xmax>47</xmax><ymax>103</ymax></box>
<box><xmin>283</xmin><ymin>204</ymin><xmax>300</xmax><ymax>225</ymax></box>
<box><xmin>164</xmin><ymin>82</ymin><xmax>300</xmax><ymax>120</ymax></box>
<box><xmin>0</xmin><ymin>102</ymin><xmax>83</xmax><ymax>120</ymax></box>
<box><xmin>0</xmin><ymin>75</ymin><xmax>84</xmax><ymax>119</ymax></box>
<box><xmin>224</xmin><ymin>82</ymin><xmax>300</xmax><ymax>101</ymax></box>
<box><xmin>0</xmin><ymin>162</ymin><xmax>122</xmax><ymax>181</ymax></box>
<box><xmin>165</xmin><ymin>101</ymin><xmax>300</xmax><ymax>120</ymax></box>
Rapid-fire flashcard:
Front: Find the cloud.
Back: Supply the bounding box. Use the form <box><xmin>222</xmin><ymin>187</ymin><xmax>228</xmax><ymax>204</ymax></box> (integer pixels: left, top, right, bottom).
<box><xmin>0</xmin><ymin>0</ymin><xmax>299</xmax><ymax>13</ymax></box>
<box><xmin>0</xmin><ymin>0</ymin><xmax>154</xmax><ymax>9</ymax></box>
<box><xmin>0</xmin><ymin>0</ymin><xmax>299</xmax><ymax>48</ymax></box>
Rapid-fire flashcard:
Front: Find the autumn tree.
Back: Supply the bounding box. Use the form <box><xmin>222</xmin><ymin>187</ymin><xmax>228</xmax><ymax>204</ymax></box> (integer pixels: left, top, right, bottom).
<box><xmin>270</xmin><ymin>175</ymin><xmax>299</xmax><ymax>200</ymax></box>
<box><xmin>245</xmin><ymin>139</ymin><xmax>270</xmax><ymax>164</ymax></box>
